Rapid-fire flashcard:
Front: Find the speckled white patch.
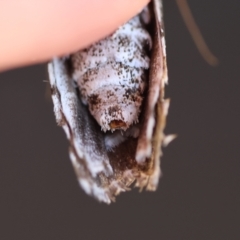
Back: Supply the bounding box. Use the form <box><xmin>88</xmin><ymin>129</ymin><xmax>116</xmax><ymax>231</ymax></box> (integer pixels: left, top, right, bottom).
<box><xmin>71</xmin><ymin>9</ymin><xmax>152</xmax><ymax>132</ymax></box>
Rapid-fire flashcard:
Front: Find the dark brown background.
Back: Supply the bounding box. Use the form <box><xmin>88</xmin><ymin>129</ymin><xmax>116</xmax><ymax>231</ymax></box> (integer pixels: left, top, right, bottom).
<box><xmin>0</xmin><ymin>1</ymin><xmax>239</xmax><ymax>239</ymax></box>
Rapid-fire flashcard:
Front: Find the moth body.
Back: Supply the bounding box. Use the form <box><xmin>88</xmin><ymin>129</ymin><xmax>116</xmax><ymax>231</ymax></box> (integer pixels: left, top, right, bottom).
<box><xmin>48</xmin><ymin>0</ymin><xmax>169</xmax><ymax>203</ymax></box>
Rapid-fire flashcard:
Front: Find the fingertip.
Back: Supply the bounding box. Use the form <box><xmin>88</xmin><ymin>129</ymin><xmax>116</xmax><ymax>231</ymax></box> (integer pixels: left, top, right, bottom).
<box><xmin>0</xmin><ymin>0</ymin><xmax>150</xmax><ymax>71</ymax></box>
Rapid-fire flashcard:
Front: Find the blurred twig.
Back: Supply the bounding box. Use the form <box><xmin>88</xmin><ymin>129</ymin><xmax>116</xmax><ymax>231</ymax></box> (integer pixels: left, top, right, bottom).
<box><xmin>176</xmin><ymin>0</ymin><xmax>219</xmax><ymax>66</ymax></box>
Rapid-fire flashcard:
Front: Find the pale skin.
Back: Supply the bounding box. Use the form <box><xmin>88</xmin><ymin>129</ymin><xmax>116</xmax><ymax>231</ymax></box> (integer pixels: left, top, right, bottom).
<box><xmin>0</xmin><ymin>0</ymin><xmax>149</xmax><ymax>71</ymax></box>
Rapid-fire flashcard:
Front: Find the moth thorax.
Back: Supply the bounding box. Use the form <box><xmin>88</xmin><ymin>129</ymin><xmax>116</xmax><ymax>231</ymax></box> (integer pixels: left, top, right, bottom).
<box><xmin>71</xmin><ymin>8</ymin><xmax>151</xmax><ymax>132</ymax></box>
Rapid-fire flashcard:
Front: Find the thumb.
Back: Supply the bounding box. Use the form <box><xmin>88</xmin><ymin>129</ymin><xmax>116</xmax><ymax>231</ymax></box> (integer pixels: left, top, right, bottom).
<box><xmin>0</xmin><ymin>0</ymin><xmax>149</xmax><ymax>71</ymax></box>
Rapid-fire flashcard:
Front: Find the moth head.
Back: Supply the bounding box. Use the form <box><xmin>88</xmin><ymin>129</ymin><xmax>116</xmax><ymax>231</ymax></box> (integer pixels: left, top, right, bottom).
<box><xmin>88</xmin><ymin>86</ymin><xmax>142</xmax><ymax>132</ymax></box>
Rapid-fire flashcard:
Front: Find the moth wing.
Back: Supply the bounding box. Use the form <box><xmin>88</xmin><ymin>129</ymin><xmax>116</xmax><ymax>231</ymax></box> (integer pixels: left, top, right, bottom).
<box><xmin>135</xmin><ymin>0</ymin><xmax>169</xmax><ymax>190</ymax></box>
<box><xmin>48</xmin><ymin>58</ymin><xmax>115</xmax><ymax>203</ymax></box>
<box><xmin>48</xmin><ymin>59</ymin><xmax>152</xmax><ymax>203</ymax></box>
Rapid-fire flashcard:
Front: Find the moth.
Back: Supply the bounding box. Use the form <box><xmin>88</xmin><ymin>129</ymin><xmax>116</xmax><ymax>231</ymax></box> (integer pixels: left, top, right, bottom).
<box><xmin>48</xmin><ymin>0</ymin><xmax>170</xmax><ymax>203</ymax></box>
